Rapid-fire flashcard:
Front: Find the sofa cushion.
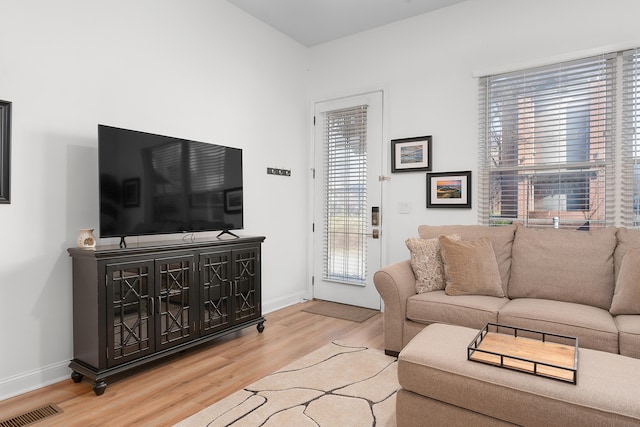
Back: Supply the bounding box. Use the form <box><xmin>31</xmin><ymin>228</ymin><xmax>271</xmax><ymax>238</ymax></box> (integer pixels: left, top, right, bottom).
<box><xmin>418</xmin><ymin>224</ymin><xmax>516</xmax><ymax>295</ymax></box>
<box><xmin>615</xmin><ymin>227</ymin><xmax>640</xmax><ymax>279</ymax></box>
<box><xmin>498</xmin><ymin>298</ymin><xmax>619</xmax><ymax>353</ymax></box>
<box><xmin>406</xmin><ymin>290</ymin><xmax>509</xmax><ymax>330</ymax></box>
<box><xmin>610</xmin><ymin>248</ymin><xmax>640</xmax><ymax>315</ymax></box>
<box><xmin>508</xmin><ymin>224</ymin><xmax>617</xmax><ymax>309</ymax></box>
<box><xmin>406</xmin><ymin>234</ymin><xmax>461</xmax><ymax>294</ymax></box>
<box><xmin>439</xmin><ymin>236</ymin><xmax>504</xmax><ymax>297</ymax></box>
<box><xmin>615</xmin><ymin>315</ymin><xmax>640</xmax><ymax>359</ymax></box>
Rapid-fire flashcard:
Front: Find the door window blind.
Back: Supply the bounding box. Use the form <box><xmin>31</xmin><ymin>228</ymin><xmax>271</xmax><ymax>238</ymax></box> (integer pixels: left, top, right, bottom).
<box><xmin>321</xmin><ymin>105</ymin><xmax>368</xmax><ymax>284</ymax></box>
<box><xmin>478</xmin><ymin>54</ymin><xmax>616</xmax><ymax>229</ymax></box>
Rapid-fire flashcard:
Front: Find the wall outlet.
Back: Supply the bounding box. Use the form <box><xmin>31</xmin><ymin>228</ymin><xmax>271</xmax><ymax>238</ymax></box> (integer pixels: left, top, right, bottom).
<box><xmin>398</xmin><ymin>202</ymin><xmax>411</xmax><ymax>214</ymax></box>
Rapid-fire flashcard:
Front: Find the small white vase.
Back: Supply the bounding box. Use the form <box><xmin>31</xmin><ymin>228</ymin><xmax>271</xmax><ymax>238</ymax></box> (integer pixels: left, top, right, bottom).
<box><xmin>77</xmin><ymin>228</ymin><xmax>96</xmax><ymax>248</ymax></box>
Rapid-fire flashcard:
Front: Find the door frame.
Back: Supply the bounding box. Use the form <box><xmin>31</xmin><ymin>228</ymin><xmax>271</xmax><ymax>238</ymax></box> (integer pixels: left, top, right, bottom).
<box><xmin>306</xmin><ymin>88</ymin><xmax>389</xmax><ymax>307</ymax></box>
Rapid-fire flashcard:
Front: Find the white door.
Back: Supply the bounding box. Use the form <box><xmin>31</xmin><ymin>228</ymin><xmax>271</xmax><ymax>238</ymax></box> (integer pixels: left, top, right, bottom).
<box><xmin>312</xmin><ymin>91</ymin><xmax>384</xmax><ymax>310</ymax></box>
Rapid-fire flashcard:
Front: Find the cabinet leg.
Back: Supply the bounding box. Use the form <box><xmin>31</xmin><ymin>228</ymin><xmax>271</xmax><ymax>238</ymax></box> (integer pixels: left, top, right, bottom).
<box><xmin>257</xmin><ymin>321</ymin><xmax>265</xmax><ymax>333</ymax></box>
<box><xmin>93</xmin><ymin>380</ymin><xmax>107</xmax><ymax>396</ymax></box>
<box><xmin>71</xmin><ymin>371</ymin><xmax>84</xmax><ymax>383</ymax></box>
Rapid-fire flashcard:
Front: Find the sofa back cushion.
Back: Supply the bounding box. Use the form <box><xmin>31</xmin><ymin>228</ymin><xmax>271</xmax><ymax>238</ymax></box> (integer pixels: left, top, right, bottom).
<box><xmin>508</xmin><ymin>224</ymin><xmax>617</xmax><ymax>310</ymax></box>
<box><xmin>614</xmin><ymin>227</ymin><xmax>640</xmax><ymax>280</ymax></box>
<box><xmin>610</xmin><ymin>248</ymin><xmax>640</xmax><ymax>315</ymax></box>
<box><xmin>418</xmin><ymin>224</ymin><xmax>516</xmax><ymax>295</ymax></box>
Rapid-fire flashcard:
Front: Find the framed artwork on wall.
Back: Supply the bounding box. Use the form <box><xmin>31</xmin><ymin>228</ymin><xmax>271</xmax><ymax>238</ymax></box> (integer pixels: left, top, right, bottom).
<box><xmin>0</xmin><ymin>100</ymin><xmax>11</xmax><ymax>204</ymax></box>
<box><xmin>426</xmin><ymin>171</ymin><xmax>471</xmax><ymax>208</ymax></box>
<box><xmin>391</xmin><ymin>135</ymin><xmax>432</xmax><ymax>172</ymax></box>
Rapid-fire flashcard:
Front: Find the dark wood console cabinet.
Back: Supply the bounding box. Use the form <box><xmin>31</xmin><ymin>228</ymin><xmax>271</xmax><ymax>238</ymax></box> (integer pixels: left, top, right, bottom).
<box><xmin>68</xmin><ymin>236</ymin><xmax>265</xmax><ymax>395</ymax></box>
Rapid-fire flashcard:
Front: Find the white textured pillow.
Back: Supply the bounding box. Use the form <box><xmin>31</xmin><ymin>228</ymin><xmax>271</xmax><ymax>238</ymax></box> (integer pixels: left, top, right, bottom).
<box><xmin>406</xmin><ymin>234</ymin><xmax>461</xmax><ymax>294</ymax></box>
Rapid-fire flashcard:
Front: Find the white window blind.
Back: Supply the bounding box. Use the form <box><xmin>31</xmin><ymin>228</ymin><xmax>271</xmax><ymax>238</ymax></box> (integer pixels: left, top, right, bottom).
<box><xmin>478</xmin><ymin>54</ymin><xmax>616</xmax><ymax>229</ymax></box>
<box><xmin>321</xmin><ymin>105</ymin><xmax>368</xmax><ymax>284</ymax></box>
<box><xmin>622</xmin><ymin>49</ymin><xmax>640</xmax><ymax>228</ymax></box>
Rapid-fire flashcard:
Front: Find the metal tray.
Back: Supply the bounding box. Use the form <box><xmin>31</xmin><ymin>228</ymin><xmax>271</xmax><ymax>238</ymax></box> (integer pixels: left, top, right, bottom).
<box><xmin>467</xmin><ymin>323</ymin><xmax>578</xmax><ymax>384</ymax></box>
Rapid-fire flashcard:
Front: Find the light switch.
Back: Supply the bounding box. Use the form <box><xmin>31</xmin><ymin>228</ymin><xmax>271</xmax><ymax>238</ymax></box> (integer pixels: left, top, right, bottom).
<box><xmin>399</xmin><ymin>202</ymin><xmax>411</xmax><ymax>214</ymax></box>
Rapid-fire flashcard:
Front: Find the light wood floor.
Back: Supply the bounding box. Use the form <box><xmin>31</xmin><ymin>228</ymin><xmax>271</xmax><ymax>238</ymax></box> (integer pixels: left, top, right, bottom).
<box><xmin>0</xmin><ymin>300</ymin><xmax>384</xmax><ymax>426</ymax></box>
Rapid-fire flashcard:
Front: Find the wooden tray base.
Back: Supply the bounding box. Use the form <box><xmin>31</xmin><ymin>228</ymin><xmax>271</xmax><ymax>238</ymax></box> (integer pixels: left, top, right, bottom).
<box><xmin>467</xmin><ymin>323</ymin><xmax>578</xmax><ymax>384</ymax></box>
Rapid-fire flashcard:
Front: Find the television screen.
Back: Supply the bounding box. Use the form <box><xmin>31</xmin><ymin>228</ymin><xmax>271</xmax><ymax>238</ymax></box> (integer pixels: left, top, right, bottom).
<box><xmin>98</xmin><ymin>125</ymin><xmax>243</xmax><ymax>238</ymax></box>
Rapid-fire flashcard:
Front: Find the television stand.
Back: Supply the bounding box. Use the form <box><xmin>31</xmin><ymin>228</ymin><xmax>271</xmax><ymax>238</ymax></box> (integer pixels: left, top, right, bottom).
<box><xmin>217</xmin><ymin>230</ymin><xmax>239</xmax><ymax>238</ymax></box>
<box><xmin>67</xmin><ymin>235</ymin><xmax>265</xmax><ymax>395</ymax></box>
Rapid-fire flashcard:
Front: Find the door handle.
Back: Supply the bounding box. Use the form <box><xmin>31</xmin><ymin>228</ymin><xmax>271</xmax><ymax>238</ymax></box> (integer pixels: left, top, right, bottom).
<box><xmin>363</xmin><ymin>229</ymin><xmax>380</xmax><ymax>239</ymax></box>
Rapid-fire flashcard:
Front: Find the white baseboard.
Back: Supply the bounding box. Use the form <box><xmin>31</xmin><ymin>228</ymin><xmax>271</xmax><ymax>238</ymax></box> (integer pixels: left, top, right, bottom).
<box><xmin>0</xmin><ymin>292</ymin><xmax>308</xmax><ymax>402</ymax></box>
<box><xmin>262</xmin><ymin>291</ymin><xmax>307</xmax><ymax>314</ymax></box>
<box><xmin>0</xmin><ymin>361</ymin><xmax>71</xmax><ymax>402</ymax></box>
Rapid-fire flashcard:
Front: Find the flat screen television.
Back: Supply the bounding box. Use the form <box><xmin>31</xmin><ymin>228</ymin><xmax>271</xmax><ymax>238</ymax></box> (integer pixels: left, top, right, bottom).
<box><xmin>98</xmin><ymin>125</ymin><xmax>243</xmax><ymax>241</ymax></box>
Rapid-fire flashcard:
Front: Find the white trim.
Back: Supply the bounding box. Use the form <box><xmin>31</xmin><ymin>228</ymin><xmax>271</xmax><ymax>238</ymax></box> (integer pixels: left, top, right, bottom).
<box><xmin>472</xmin><ymin>41</ymin><xmax>640</xmax><ymax>78</ymax></box>
<box><xmin>0</xmin><ymin>361</ymin><xmax>70</xmax><ymax>401</ymax></box>
<box><xmin>0</xmin><ymin>292</ymin><xmax>308</xmax><ymax>401</ymax></box>
<box><xmin>262</xmin><ymin>292</ymin><xmax>307</xmax><ymax>315</ymax></box>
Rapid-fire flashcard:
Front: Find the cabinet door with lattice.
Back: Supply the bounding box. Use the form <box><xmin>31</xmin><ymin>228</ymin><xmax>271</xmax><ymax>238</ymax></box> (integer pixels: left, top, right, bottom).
<box><xmin>199</xmin><ymin>250</ymin><xmax>233</xmax><ymax>335</ymax></box>
<box><xmin>105</xmin><ymin>259</ymin><xmax>156</xmax><ymax>367</ymax></box>
<box><xmin>231</xmin><ymin>245</ymin><xmax>261</xmax><ymax>324</ymax></box>
<box><xmin>155</xmin><ymin>252</ymin><xmax>197</xmax><ymax>351</ymax></box>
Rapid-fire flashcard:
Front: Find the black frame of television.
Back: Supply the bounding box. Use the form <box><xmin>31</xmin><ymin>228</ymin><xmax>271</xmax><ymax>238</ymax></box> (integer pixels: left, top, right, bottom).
<box><xmin>98</xmin><ymin>125</ymin><xmax>243</xmax><ymax>242</ymax></box>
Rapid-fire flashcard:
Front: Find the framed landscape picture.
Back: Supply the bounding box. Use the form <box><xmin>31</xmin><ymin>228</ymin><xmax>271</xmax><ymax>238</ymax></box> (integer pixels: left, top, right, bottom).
<box><xmin>426</xmin><ymin>171</ymin><xmax>471</xmax><ymax>208</ymax></box>
<box><xmin>391</xmin><ymin>135</ymin><xmax>432</xmax><ymax>172</ymax></box>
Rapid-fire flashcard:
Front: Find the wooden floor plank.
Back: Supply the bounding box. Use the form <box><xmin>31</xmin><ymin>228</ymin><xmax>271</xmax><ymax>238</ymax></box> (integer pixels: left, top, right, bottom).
<box><xmin>0</xmin><ymin>300</ymin><xmax>384</xmax><ymax>426</ymax></box>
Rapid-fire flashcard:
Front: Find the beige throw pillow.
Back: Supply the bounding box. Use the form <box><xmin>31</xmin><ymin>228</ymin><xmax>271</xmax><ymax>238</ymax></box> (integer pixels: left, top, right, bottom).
<box><xmin>610</xmin><ymin>248</ymin><xmax>640</xmax><ymax>315</ymax></box>
<box><xmin>439</xmin><ymin>235</ymin><xmax>505</xmax><ymax>298</ymax></box>
<box><xmin>406</xmin><ymin>234</ymin><xmax>461</xmax><ymax>294</ymax></box>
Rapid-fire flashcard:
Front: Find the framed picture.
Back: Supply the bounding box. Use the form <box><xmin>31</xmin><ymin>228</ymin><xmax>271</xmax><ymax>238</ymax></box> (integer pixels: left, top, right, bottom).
<box><xmin>0</xmin><ymin>100</ymin><xmax>11</xmax><ymax>204</ymax></box>
<box><xmin>391</xmin><ymin>135</ymin><xmax>432</xmax><ymax>172</ymax></box>
<box><xmin>122</xmin><ymin>178</ymin><xmax>140</xmax><ymax>208</ymax></box>
<box><xmin>426</xmin><ymin>171</ymin><xmax>471</xmax><ymax>208</ymax></box>
<box><xmin>224</xmin><ymin>187</ymin><xmax>243</xmax><ymax>213</ymax></box>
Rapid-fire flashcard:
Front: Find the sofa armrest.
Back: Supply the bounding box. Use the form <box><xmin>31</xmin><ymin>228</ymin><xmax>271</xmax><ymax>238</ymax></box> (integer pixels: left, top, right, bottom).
<box><xmin>374</xmin><ymin>259</ymin><xmax>416</xmax><ymax>355</ymax></box>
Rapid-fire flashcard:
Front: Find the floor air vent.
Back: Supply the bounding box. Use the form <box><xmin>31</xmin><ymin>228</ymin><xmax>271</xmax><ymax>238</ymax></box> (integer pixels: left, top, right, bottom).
<box><xmin>0</xmin><ymin>403</ymin><xmax>62</xmax><ymax>427</ymax></box>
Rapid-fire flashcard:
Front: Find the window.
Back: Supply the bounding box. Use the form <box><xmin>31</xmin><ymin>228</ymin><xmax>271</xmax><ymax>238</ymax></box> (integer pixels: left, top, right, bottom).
<box><xmin>478</xmin><ymin>54</ymin><xmax>616</xmax><ymax>229</ymax></box>
<box><xmin>622</xmin><ymin>49</ymin><xmax>640</xmax><ymax>228</ymax></box>
<box><xmin>321</xmin><ymin>105</ymin><xmax>368</xmax><ymax>284</ymax></box>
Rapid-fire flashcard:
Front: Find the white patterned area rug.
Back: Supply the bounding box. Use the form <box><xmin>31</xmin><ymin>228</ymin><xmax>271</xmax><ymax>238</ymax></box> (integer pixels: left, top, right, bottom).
<box><xmin>174</xmin><ymin>342</ymin><xmax>399</xmax><ymax>427</ymax></box>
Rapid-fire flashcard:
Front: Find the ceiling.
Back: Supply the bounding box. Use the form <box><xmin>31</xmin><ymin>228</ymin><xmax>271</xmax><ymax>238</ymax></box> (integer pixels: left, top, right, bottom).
<box><xmin>227</xmin><ymin>0</ymin><xmax>467</xmax><ymax>47</ymax></box>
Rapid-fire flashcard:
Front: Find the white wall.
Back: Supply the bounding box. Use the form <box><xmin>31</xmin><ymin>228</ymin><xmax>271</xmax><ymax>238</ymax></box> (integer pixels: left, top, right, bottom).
<box><xmin>308</xmin><ymin>0</ymin><xmax>640</xmax><ymax>266</ymax></box>
<box><xmin>3</xmin><ymin>0</ymin><xmax>640</xmax><ymax>402</ymax></box>
<box><xmin>0</xmin><ymin>0</ymin><xmax>309</xmax><ymax>399</ymax></box>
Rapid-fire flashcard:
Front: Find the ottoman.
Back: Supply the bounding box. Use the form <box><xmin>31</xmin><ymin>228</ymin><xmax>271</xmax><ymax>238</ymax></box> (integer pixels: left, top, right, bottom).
<box><xmin>397</xmin><ymin>323</ymin><xmax>640</xmax><ymax>427</ymax></box>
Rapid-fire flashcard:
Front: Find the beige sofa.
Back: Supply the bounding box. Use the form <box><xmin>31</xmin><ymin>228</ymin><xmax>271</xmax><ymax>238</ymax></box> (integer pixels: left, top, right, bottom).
<box><xmin>374</xmin><ymin>224</ymin><xmax>640</xmax><ymax>358</ymax></box>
